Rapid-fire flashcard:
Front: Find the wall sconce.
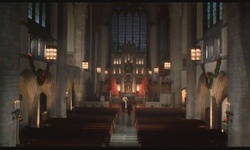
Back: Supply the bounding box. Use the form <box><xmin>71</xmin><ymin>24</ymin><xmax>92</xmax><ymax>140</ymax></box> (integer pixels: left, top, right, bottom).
<box><xmin>14</xmin><ymin>100</ymin><xmax>20</xmax><ymax>111</ymax></box>
<box><xmin>64</xmin><ymin>91</ymin><xmax>68</xmax><ymax>102</ymax></box>
<box><xmin>12</xmin><ymin>100</ymin><xmax>21</xmax><ymax>117</ymax></box>
<box><xmin>12</xmin><ymin>100</ymin><xmax>21</xmax><ymax>144</ymax></box>
<box><xmin>82</xmin><ymin>60</ymin><xmax>89</xmax><ymax>70</ymax></box>
<box><xmin>191</xmin><ymin>46</ymin><xmax>201</xmax><ymax>61</ymax></box>
<box><xmin>225</xmin><ymin>101</ymin><xmax>233</xmax><ymax>122</ymax></box>
<box><xmin>154</xmin><ymin>67</ymin><xmax>159</xmax><ymax>75</ymax></box>
<box><xmin>164</xmin><ymin>62</ymin><xmax>171</xmax><ymax>70</ymax></box>
<box><xmin>28</xmin><ymin>45</ymin><xmax>57</xmax><ymax>85</ymax></box>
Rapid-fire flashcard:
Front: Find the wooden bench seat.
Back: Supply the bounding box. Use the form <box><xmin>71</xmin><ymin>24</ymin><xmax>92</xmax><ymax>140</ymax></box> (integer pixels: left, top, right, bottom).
<box><xmin>134</xmin><ymin>108</ymin><xmax>227</xmax><ymax>147</ymax></box>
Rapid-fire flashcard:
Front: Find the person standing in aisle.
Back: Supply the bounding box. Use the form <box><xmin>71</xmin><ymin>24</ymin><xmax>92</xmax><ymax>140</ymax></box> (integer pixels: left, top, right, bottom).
<box><xmin>127</xmin><ymin>101</ymin><xmax>133</xmax><ymax>117</ymax></box>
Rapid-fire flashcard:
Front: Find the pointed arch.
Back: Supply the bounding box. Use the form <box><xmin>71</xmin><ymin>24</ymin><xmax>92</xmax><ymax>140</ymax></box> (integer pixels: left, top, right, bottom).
<box><xmin>213</xmin><ymin>70</ymin><xmax>228</xmax><ymax>105</ymax></box>
<box><xmin>212</xmin><ymin>70</ymin><xmax>228</xmax><ymax>128</ymax></box>
<box><xmin>197</xmin><ymin>73</ymin><xmax>210</xmax><ymax>122</ymax></box>
<box><xmin>20</xmin><ymin>69</ymin><xmax>39</xmax><ymax>102</ymax></box>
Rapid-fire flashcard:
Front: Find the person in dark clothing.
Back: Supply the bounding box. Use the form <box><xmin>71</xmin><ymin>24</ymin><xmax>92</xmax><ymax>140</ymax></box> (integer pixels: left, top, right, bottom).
<box><xmin>127</xmin><ymin>102</ymin><xmax>133</xmax><ymax>117</ymax></box>
<box><xmin>121</xmin><ymin>101</ymin><xmax>125</xmax><ymax>112</ymax></box>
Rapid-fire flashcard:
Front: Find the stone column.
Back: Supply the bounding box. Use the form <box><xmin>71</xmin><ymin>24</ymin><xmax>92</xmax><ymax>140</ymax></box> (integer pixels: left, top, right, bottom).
<box><xmin>50</xmin><ymin>3</ymin><xmax>68</xmax><ymax>118</ymax></box>
<box><xmin>73</xmin><ymin>3</ymin><xmax>88</xmax><ymax>68</ymax></box>
<box><xmin>73</xmin><ymin>3</ymin><xmax>88</xmax><ymax>103</ymax></box>
<box><xmin>185</xmin><ymin>3</ymin><xmax>197</xmax><ymax>119</ymax></box>
<box><xmin>0</xmin><ymin>3</ymin><xmax>21</xmax><ymax>147</ymax></box>
<box><xmin>169</xmin><ymin>3</ymin><xmax>183</xmax><ymax>107</ymax></box>
<box><xmin>227</xmin><ymin>3</ymin><xmax>250</xmax><ymax>147</ymax></box>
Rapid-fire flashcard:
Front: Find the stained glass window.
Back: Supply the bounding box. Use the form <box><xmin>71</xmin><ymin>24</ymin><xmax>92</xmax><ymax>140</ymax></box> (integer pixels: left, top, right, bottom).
<box><xmin>35</xmin><ymin>3</ymin><xmax>40</xmax><ymax>23</ymax></box>
<box><xmin>126</xmin><ymin>13</ymin><xmax>133</xmax><ymax>44</ymax></box>
<box><xmin>207</xmin><ymin>2</ymin><xmax>211</xmax><ymax>28</ymax></box>
<box><xmin>28</xmin><ymin>2</ymin><xmax>33</xmax><ymax>19</ymax></box>
<box><xmin>111</xmin><ymin>4</ymin><xmax>147</xmax><ymax>53</ymax></box>
<box><xmin>212</xmin><ymin>2</ymin><xmax>217</xmax><ymax>25</ymax></box>
<box><xmin>27</xmin><ymin>2</ymin><xmax>50</xmax><ymax>58</ymax></box>
<box><xmin>140</xmin><ymin>12</ymin><xmax>147</xmax><ymax>52</ymax></box>
<box><xmin>219</xmin><ymin>3</ymin><xmax>223</xmax><ymax>20</ymax></box>
<box><xmin>118</xmin><ymin>13</ymin><xmax>125</xmax><ymax>52</ymax></box>
<box><xmin>133</xmin><ymin>12</ymin><xmax>140</xmax><ymax>49</ymax></box>
<box><xmin>41</xmin><ymin>3</ymin><xmax>46</xmax><ymax>27</ymax></box>
<box><xmin>112</xmin><ymin>13</ymin><xmax>118</xmax><ymax>51</ymax></box>
<box><xmin>28</xmin><ymin>2</ymin><xmax>49</xmax><ymax>28</ymax></box>
<box><xmin>205</xmin><ymin>2</ymin><xmax>223</xmax><ymax>30</ymax></box>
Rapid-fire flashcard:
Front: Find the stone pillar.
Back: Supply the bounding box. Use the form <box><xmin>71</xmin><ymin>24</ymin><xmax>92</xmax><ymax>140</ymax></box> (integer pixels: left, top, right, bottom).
<box><xmin>227</xmin><ymin>3</ymin><xmax>250</xmax><ymax>147</ymax></box>
<box><xmin>185</xmin><ymin>3</ymin><xmax>197</xmax><ymax>119</ymax></box>
<box><xmin>148</xmin><ymin>23</ymin><xmax>157</xmax><ymax>81</ymax></box>
<box><xmin>0</xmin><ymin>3</ymin><xmax>21</xmax><ymax>147</ymax></box>
<box><xmin>50</xmin><ymin>3</ymin><xmax>68</xmax><ymax>118</ymax></box>
<box><xmin>73</xmin><ymin>3</ymin><xmax>88</xmax><ymax>103</ymax></box>
<box><xmin>169</xmin><ymin>3</ymin><xmax>183</xmax><ymax>107</ymax></box>
<box><xmin>73</xmin><ymin>3</ymin><xmax>88</xmax><ymax>68</ymax></box>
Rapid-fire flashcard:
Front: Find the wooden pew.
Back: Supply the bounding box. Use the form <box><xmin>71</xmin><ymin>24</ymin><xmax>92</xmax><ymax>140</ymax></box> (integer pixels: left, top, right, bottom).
<box><xmin>20</xmin><ymin>107</ymin><xmax>119</xmax><ymax>147</ymax></box>
<box><xmin>134</xmin><ymin>108</ymin><xmax>227</xmax><ymax>147</ymax></box>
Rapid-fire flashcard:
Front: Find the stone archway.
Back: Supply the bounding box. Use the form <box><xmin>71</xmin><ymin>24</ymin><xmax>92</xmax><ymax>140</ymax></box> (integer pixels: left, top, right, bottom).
<box><xmin>197</xmin><ymin>73</ymin><xmax>210</xmax><ymax>122</ymax></box>
<box><xmin>20</xmin><ymin>69</ymin><xmax>39</xmax><ymax>128</ymax></box>
<box><xmin>197</xmin><ymin>71</ymin><xmax>228</xmax><ymax>128</ymax></box>
<box><xmin>20</xmin><ymin>69</ymin><xmax>55</xmax><ymax>128</ymax></box>
<box><xmin>212</xmin><ymin>71</ymin><xmax>228</xmax><ymax>129</ymax></box>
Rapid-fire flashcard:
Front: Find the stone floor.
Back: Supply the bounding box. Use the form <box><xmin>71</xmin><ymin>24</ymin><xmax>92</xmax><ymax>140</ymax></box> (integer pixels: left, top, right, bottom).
<box><xmin>108</xmin><ymin>111</ymin><xmax>139</xmax><ymax>147</ymax></box>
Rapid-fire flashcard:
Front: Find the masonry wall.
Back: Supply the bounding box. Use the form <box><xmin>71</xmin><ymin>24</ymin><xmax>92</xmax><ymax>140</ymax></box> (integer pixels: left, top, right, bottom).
<box><xmin>0</xmin><ymin>3</ymin><xmax>22</xmax><ymax>146</ymax></box>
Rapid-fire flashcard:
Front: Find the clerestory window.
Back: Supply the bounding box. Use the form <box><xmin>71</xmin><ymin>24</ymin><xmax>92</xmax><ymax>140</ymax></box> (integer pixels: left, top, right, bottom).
<box><xmin>203</xmin><ymin>2</ymin><xmax>223</xmax><ymax>61</ymax></box>
<box><xmin>111</xmin><ymin>4</ymin><xmax>147</xmax><ymax>53</ymax></box>
<box><xmin>27</xmin><ymin>2</ymin><xmax>51</xmax><ymax>57</ymax></box>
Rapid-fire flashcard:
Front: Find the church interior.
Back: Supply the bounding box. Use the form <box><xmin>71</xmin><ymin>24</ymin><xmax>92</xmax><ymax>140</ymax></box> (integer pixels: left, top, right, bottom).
<box><xmin>0</xmin><ymin>2</ymin><xmax>250</xmax><ymax>147</ymax></box>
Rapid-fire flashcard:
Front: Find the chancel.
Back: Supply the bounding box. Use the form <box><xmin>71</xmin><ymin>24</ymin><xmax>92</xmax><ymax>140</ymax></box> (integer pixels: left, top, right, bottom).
<box><xmin>0</xmin><ymin>2</ymin><xmax>249</xmax><ymax>147</ymax></box>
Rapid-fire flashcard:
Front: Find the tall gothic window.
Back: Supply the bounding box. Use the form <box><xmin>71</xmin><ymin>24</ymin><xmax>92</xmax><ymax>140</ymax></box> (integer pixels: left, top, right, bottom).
<box><xmin>204</xmin><ymin>2</ymin><xmax>223</xmax><ymax>30</ymax></box>
<box><xmin>27</xmin><ymin>2</ymin><xmax>51</xmax><ymax>57</ymax></box>
<box><xmin>28</xmin><ymin>2</ymin><xmax>49</xmax><ymax>28</ymax></box>
<box><xmin>112</xmin><ymin>4</ymin><xmax>147</xmax><ymax>53</ymax></box>
<box><xmin>204</xmin><ymin>2</ymin><xmax>223</xmax><ymax>61</ymax></box>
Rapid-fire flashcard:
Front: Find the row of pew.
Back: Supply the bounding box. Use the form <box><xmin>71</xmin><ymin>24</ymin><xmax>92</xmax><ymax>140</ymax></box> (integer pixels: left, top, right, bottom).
<box><xmin>134</xmin><ymin>108</ymin><xmax>227</xmax><ymax>147</ymax></box>
<box><xmin>18</xmin><ymin>107</ymin><xmax>119</xmax><ymax>147</ymax></box>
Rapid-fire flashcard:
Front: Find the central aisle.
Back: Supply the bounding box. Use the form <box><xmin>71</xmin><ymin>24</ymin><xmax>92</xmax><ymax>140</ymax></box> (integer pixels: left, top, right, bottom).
<box><xmin>108</xmin><ymin>111</ymin><xmax>139</xmax><ymax>147</ymax></box>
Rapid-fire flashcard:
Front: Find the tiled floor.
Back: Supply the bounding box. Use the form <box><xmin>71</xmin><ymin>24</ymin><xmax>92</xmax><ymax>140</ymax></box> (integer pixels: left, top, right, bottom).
<box><xmin>108</xmin><ymin>111</ymin><xmax>139</xmax><ymax>147</ymax></box>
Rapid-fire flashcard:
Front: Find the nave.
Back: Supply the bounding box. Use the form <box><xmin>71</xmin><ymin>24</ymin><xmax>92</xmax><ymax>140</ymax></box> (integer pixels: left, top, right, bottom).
<box><xmin>17</xmin><ymin>107</ymin><xmax>227</xmax><ymax>147</ymax></box>
<box><xmin>108</xmin><ymin>111</ymin><xmax>139</xmax><ymax>147</ymax></box>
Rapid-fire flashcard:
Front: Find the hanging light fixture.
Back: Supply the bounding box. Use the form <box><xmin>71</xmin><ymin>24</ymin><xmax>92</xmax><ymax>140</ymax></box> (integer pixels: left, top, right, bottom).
<box><xmin>164</xmin><ymin>61</ymin><xmax>171</xmax><ymax>70</ymax></box>
<box><xmin>104</xmin><ymin>69</ymin><xmax>108</xmax><ymax>75</ymax></box>
<box><xmin>148</xmin><ymin>70</ymin><xmax>152</xmax><ymax>75</ymax></box>
<box><xmin>154</xmin><ymin>67</ymin><xmax>159</xmax><ymax>75</ymax></box>
<box><xmin>45</xmin><ymin>45</ymin><xmax>57</xmax><ymax>61</ymax></box>
<box><xmin>191</xmin><ymin>46</ymin><xmax>201</xmax><ymax>61</ymax></box>
<box><xmin>28</xmin><ymin>45</ymin><xmax>57</xmax><ymax>85</ymax></box>
<box><xmin>82</xmin><ymin>60</ymin><xmax>89</xmax><ymax>70</ymax></box>
<box><xmin>96</xmin><ymin>67</ymin><xmax>101</xmax><ymax>74</ymax></box>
